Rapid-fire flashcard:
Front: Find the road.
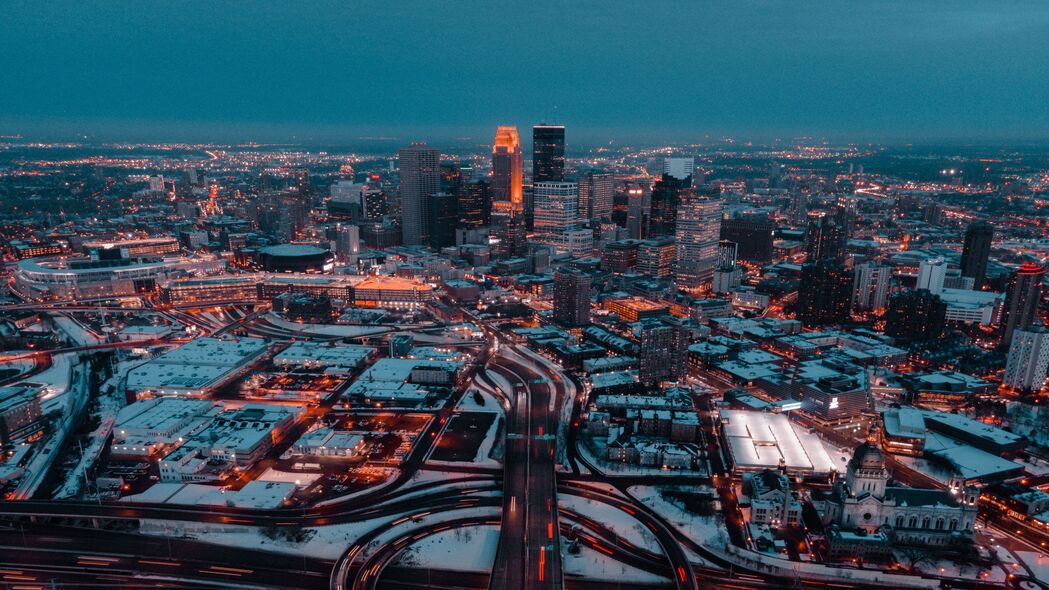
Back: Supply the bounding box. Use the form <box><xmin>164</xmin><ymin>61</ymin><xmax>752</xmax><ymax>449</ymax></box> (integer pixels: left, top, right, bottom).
<box><xmin>486</xmin><ymin>344</ymin><xmax>564</xmax><ymax>590</ymax></box>
<box><xmin>0</xmin><ymin>524</ymin><xmax>332</xmax><ymax>589</ymax></box>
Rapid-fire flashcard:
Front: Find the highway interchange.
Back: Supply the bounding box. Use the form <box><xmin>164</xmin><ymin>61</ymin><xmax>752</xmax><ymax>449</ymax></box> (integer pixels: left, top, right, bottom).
<box><xmin>0</xmin><ymin>306</ymin><xmax>1043</xmax><ymax>590</ymax></box>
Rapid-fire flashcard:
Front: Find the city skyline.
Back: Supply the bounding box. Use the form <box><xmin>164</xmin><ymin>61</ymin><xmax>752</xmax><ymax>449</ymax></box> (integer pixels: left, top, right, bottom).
<box><xmin>4</xmin><ymin>4</ymin><xmax>1049</xmax><ymax>590</ymax></box>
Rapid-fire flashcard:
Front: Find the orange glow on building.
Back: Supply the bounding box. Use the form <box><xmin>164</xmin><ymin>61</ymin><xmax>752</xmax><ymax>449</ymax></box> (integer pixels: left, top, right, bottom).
<box><xmin>492</xmin><ymin>125</ymin><xmax>523</xmax><ymax>209</ymax></box>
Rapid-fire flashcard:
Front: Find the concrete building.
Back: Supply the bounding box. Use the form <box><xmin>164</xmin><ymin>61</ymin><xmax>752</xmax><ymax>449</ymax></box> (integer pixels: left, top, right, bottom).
<box><xmin>851</xmin><ymin>262</ymin><xmax>891</xmax><ymax>312</ymax></box>
<box><xmin>398</xmin><ymin>143</ymin><xmax>440</xmax><ymax>246</ymax></box>
<box><xmin>1004</xmin><ymin>326</ymin><xmax>1049</xmax><ymax>393</ymax></box>
<box><xmin>674</xmin><ymin>191</ymin><xmax>722</xmax><ymax>290</ymax></box>
<box><xmin>553</xmin><ymin>267</ymin><xmax>591</xmax><ymax>326</ymax></box>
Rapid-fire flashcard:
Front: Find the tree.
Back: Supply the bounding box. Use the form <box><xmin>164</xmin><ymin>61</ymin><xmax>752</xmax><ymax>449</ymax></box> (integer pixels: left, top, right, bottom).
<box><xmin>896</xmin><ymin>545</ymin><xmax>936</xmax><ymax>572</ymax></box>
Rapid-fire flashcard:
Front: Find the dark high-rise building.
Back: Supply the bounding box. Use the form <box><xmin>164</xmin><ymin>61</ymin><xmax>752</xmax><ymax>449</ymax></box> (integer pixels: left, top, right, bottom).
<box><xmin>649</xmin><ymin>174</ymin><xmax>692</xmax><ymax>237</ymax></box>
<box><xmin>363</xmin><ymin>187</ymin><xmax>387</xmax><ymax>220</ymax></box>
<box><xmin>601</xmin><ymin>239</ymin><xmax>640</xmax><ymax>274</ymax></box>
<box><xmin>440</xmin><ymin>162</ymin><xmax>463</xmax><ymax>198</ymax></box>
<box><xmin>960</xmin><ymin>221</ymin><xmax>994</xmax><ymax>288</ymax></box>
<box><xmin>398</xmin><ymin>143</ymin><xmax>440</xmax><ymax>246</ymax></box>
<box><xmin>797</xmin><ymin>260</ymin><xmax>852</xmax><ymax>326</ymax></box>
<box><xmin>884</xmin><ymin>289</ymin><xmax>947</xmax><ymax>342</ymax></box>
<box><xmin>1000</xmin><ymin>263</ymin><xmax>1046</xmax><ymax>345</ymax></box>
<box><xmin>553</xmin><ymin>267</ymin><xmax>591</xmax><ymax>327</ymax></box>
<box><xmin>625</xmin><ymin>183</ymin><xmax>650</xmax><ymax>239</ymax></box>
<box><xmin>719</xmin><ymin>215</ymin><xmax>775</xmax><ymax>263</ymax></box>
<box><xmin>428</xmin><ymin>192</ymin><xmax>458</xmax><ymax>249</ymax></box>
<box><xmin>532</xmin><ymin>124</ymin><xmax>565</xmax><ymax>183</ymax></box>
<box><xmin>637</xmin><ymin>319</ymin><xmax>673</xmax><ymax>387</ymax></box>
<box><xmin>459</xmin><ymin>179</ymin><xmax>489</xmax><ymax>228</ymax></box>
<box><xmin>805</xmin><ymin>212</ymin><xmax>847</xmax><ymax>262</ymax></box>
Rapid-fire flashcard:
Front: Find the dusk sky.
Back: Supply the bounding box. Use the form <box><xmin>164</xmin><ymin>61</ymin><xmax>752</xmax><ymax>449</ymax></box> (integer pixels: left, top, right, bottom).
<box><xmin>4</xmin><ymin>1</ymin><xmax>1049</xmax><ymax>145</ymax></box>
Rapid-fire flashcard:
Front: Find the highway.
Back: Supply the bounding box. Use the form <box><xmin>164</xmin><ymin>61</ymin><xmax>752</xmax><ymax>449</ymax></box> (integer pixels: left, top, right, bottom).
<box><xmin>486</xmin><ymin>344</ymin><xmax>564</xmax><ymax>590</ymax></box>
<box><xmin>0</xmin><ymin>524</ymin><xmax>333</xmax><ymax>589</ymax></box>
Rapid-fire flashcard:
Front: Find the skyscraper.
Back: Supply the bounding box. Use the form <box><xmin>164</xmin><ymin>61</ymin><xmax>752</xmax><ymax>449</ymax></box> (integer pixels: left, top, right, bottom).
<box><xmin>805</xmin><ymin>212</ymin><xmax>846</xmax><ymax>262</ymax></box>
<box><xmin>916</xmin><ymin>257</ymin><xmax>947</xmax><ymax>294</ymax></box>
<box><xmin>636</xmin><ymin>237</ymin><xmax>675</xmax><ymax>278</ymax></box>
<box><xmin>532</xmin><ymin>124</ymin><xmax>565</xmax><ymax>183</ymax></box>
<box><xmin>491</xmin><ymin>126</ymin><xmax>523</xmax><ymax>213</ymax></box>
<box><xmin>637</xmin><ymin>319</ymin><xmax>673</xmax><ymax>387</ymax></box>
<box><xmin>662</xmin><ymin>157</ymin><xmax>695</xmax><ymax>180</ymax></box>
<box><xmin>578</xmin><ymin>172</ymin><xmax>614</xmax><ymax>221</ymax></box>
<box><xmin>553</xmin><ymin>267</ymin><xmax>591</xmax><ymax>326</ymax></box>
<box><xmin>960</xmin><ymin>221</ymin><xmax>994</xmax><ymax>288</ymax></box>
<box><xmin>673</xmin><ymin>191</ymin><xmax>722</xmax><ymax>290</ymax></box>
<box><xmin>458</xmin><ymin>179</ymin><xmax>489</xmax><ymax>228</ymax></box>
<box><xmin>1003</xmin><ymin>326</ymin><xmax>1049</xmax><ymax>393</ymax></box>
<box><xmin>1000</xmin><ymin>263</ymin><xmax>1046</xmax><ymax>345</ymax></box>
<box><xmin>533</xmin><ymin>181</ymin><xmax>581</xmax><ymax>252</ymax></box>
<box><xmin>625</xmin><ymin>183</ymin><xmax>650</xmax><ymax>239</ymax></box>
<box><xmin>851</xmin><ymin>262</ymin><xmax>892</xmax><ymax>312</ymax></box>
<box><xmin>649</xmin><ymin>173</ymin><xmax>692</xmax><ymax>237</ymax></box>
<box><xmin>428</xmin><ymin>192</ymin><xmax>458</xmax><ymax>249</ymax></box>
<box><xmin>719</xmin><ymin>215</ymin><xmax>775</xmax><ymax>263</ymax></box>
<box><xmin>334</xmin><ymin>224</ymin><xmax>359</xmax><ymax>264</ymax></box>
<box><xmin>398</xmin><ymin>143</ymin><xmax>440</xmax><ymax>246</ymax></box>
<box><xmin>884</xmin><ymin>289</ymin><xmax>947</xmax><ymax>342</ymax></box>
<box><xmin>797</xmin><ymin>260</ymin><xmax>853</xmax><ymax>326</ymax></box>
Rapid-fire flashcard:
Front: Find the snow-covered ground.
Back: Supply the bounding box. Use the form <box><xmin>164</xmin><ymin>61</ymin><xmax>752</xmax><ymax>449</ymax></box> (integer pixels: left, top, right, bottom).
<box><xmin>258</xmin><ymin>468</ymin><xmax>323</xmax><ymax>487</ymax></box>
<box><xmin>1017</xmin><ymin>551</ymin><xmax>1049</xmax><ymax>586</ymax></box>
<box><xmin>562</xmin><ymin>539</ymin><xmax>670</xmax><ymax>585</ymax></box>
<box><xmin>579</xmin><ymin>437</ymin><xmax>704</xmax><ymax>477</ymax></box>
<box><xmin>53</xmin><ymin>315</ymin><xmax>104</xmax><ymax>346</ymax></box>
<box><xmin>13</xmin><ymin>361</ymin><xmax>88</xmax><ymax>499</ymax></box>
<box><xmin>54</xmin><ymin>417</ymin><xmax>114</xmax><ymax>499</ymax></box>
<box><xmin>908</xmin><ymin>555</ymin><xmax>1005</xmax><ymax>585</ymax></box>
<box><xmin>630</xmin><ymin>485</ymin><xmax>940</xmax><ymax>588</ymax></box>
<box><xmin>395</xmin><ymin>524</ymin><xmax>499</xmax><ymax>572</ymax></box>
<box><xmin>0</xmin><ymin>358</ymin><xmax>34</xmax><ymax>381</ymax></box>
<box><xmin>427</xmin><ymin>411</ymin><xmax>502</xmax><ymax>468</ymax></box>
<box><xmin>265</xmin><ymin>315</ymin><xmax>393</xmax><ymax>339</ymax></box>
<box><xmin>140</xmin><ymin>514</ymin><xmax>397</xmax><ymax>560</ymax></box>
<box><xmin>629</xmin><ymin>485</ymin><xmax>728</xmax><ymax>554</ymax></box>
<box><xmin>456</xmin><ymin>387</ymin><xmax>504</xmax><ymax>413</ymax></box>
<box><xmin>559</xmin><ymin>493</ymin><xmax>663</xmax><ymax>555</ymax></box>
<box><xmin>36</xmin><ymin>353</ymin><xmax>76</xmax><ymax>408</ymax></box>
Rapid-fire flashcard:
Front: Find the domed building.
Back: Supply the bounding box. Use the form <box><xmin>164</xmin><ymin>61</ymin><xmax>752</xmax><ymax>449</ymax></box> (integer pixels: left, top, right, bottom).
<box><xmin>815</xmin><ymin>440</ymin><xmax>979</xmax><ymax>547</ymax></box>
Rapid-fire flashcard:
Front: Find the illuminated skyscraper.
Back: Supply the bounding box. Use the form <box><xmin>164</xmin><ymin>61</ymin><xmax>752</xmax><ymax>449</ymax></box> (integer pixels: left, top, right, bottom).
<box><xmin>674</xmin><ymin>190</ymin><xmax>722</xmax><ymax>290</ymax></box>
<box><xmin>398</xmin><ymin>143</ymin><xmax>440</xmax><ymax>246</ymax></box>
<box><xmin>578</xmin><ymin>172</ymin><xmax>614</xmax><ymax>221</ymax></box>
<box><xmin>805</xmin><ymin>211</ymin><xmax>846</xmax><ymax>262</ymax></box>
<box><xmin>491</xmin><ymin>126</ymin><xmax>523</xmax><ymax>213</ymax></box>
<box><xmin>532</xmin><ymin>124</ymin><xmax>565</xmax><ymax>183</ymax></box>
<box><xmin>533</xmin><ymin>181</ymin><xmax>581</xmax><ymax>252</ymax></box>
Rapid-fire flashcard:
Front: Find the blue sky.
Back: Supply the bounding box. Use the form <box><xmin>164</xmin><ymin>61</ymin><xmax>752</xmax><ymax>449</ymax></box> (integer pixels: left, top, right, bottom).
<box><xmin>3</xmin><ymin>1</ymin><xmax>1049</xmax><ymax>145</ymax></box>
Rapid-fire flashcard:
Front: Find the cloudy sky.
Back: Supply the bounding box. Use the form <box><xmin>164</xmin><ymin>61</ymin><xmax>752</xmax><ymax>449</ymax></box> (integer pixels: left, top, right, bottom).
<box><xmin>3</xmin><ymin>1</ymin><xmax>1049</xmax><ymax>145</ymax></box>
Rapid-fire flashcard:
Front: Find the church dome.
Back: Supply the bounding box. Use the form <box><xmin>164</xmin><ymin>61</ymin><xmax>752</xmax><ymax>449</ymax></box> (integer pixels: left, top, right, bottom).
<box><xmin>850</xmin><ymin>442</ymin><xmax>885</xmax><ymax>471</ymax></box>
